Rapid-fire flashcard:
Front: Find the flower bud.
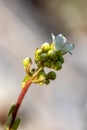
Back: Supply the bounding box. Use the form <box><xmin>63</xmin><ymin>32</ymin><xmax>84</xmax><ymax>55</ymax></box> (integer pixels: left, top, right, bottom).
<box><xmin>43</xmin><ymin>61</ymin><xmax>51</xmax><ymax>68</ymax></box>
<box><xmin>45</xmin><ymin>79</ymin><xmax>50</xmax><ymax>85</ymax></box>
<box><xmin>40</xmin><ymin>53</ymin><xmax>48</xmax><ymax>62</ymax></box>
<box><xmin>58</xmin><ymin>55</ymin><xmax>64</xmax><ymax>64</ymax></box>
<box><xmin>47</xmin><ymin>50</ymin><xmax>57</xmax><ymax>60</ymax></box>
<box><xmin>41</xmin><ymin>42</ymin><xmax>51</xmax><ymax>52</ymax></box>
<box><xmin>54</xmin><ymin>61</ymin><xmax>62</xmax><ymax>70</ymax></box>
<box><xmin>35</xmin><ymin>54</ymin><xmax>40</xmax><ymax>61</ymax></box>
<box><xmin>47</xmin><ymin>71</ymin><xmax>56</xmax><ymax>80</ymax></box>
<box><xmin>35</xmin><ymin>48</ymin><xmax>42</xmax><ymax>55</ymax></box>
<box><xmin>23</xmin><ymin>57</ymin><xmax>32</xmax><ymax>68</ymax></box>
<box><xmin>50</xmin><ymin>61</ymin><xmax>55</xmax><ymax>68</ymax></box>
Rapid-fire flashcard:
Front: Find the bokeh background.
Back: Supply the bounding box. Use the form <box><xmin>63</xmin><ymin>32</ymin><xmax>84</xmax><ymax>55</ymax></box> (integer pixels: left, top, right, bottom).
<box><xmin>0</xmin><ymin>0</ymin><xmax>87</xmax><ymax>130</ymax></box>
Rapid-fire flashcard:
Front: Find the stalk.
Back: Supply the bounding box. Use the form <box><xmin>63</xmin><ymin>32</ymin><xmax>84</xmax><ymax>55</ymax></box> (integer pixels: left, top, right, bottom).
<box><xmin>9</xmin><ymin>80</ymin><xmax>32</xmax><ymax>129</ymax></box>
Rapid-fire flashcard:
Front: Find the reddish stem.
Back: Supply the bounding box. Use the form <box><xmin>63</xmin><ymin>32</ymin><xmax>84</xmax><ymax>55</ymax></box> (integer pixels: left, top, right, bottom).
<box><xmin>10</xmin><ymin>80</ymin><xmax>32</xmax><ymax>128</ymax></box>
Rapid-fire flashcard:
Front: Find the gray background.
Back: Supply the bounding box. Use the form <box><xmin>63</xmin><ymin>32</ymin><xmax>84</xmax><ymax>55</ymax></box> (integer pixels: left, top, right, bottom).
<box><xmin>0</xmin><ymin>0</ymin><xmax>87</xmax><ymax>130</ymax></box>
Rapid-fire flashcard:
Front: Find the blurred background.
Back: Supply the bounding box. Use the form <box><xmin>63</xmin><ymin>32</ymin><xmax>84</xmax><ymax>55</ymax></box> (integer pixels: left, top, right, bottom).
<box><xmin>0</xmin><ymin>0</ymin><xmax>87</xmax><ymax>130</ymax></box>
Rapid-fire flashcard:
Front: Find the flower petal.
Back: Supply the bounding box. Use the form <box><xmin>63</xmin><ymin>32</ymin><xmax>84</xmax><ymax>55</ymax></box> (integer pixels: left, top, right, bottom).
<box><xmin>65</xmin><ymin>43</ymin><xmax>75</xmax><ymax>54</ymax></box>
<box><xmin>53</xmin><ymin>34</ymin><xmax>67</xmax><ymax>50</ymax></box>
<box><xmin>51</xmin><ymin>33</ymin><xmax>55</xmax><ymax>43</ymax></box>
<box><xmin>55</xmin><ymin>34</ymin><xmax>66</xmax><ymax>43</ymax></box>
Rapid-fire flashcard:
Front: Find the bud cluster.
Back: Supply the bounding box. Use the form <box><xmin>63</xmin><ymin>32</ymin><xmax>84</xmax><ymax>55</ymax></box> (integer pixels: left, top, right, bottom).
<box><xmin>22</xmin><ymin>34</ymin><xmax>74</xmax><ymax>87</ymax></box>
<box><xmin>35</xmin><ymin>42</ymin><xmax>64</xmax><ymax>71</ymax></box>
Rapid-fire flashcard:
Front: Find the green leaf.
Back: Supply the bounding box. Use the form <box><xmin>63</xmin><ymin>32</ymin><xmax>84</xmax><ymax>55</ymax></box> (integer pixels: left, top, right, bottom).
<box><xmin>8</xmin><ymin>104</ymin><xmax>16</xmax><ymax>117</ymax></box>
<box><xmin>11</xmin><ymin>118</ymin><xmax>21</xmax><ymax>130</ymax></box>
<box><xmin>5</xmin><ymin>114</ymin><xmax>12</xmax><ymax>128</ymax></box>
<box><xmin>4</xmin><ymin>104</ymin><xmax>16</xmax><ymax>130</ymax></box>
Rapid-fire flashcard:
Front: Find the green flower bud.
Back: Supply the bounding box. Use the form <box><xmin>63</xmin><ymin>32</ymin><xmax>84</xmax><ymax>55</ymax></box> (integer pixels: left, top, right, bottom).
<box><xmin>43</xmin><ymin>59</ymin><xmax>51</xmax><ymax>68</ymax></box>
<box><xmin>41</xmin><ymin>42</ymin><xmax>51</xmax><ymax>51</ymax></box>
<box><xmin>47</xmin><ymin>71</ymin><xmax>56</xmax><ymax>80</ymax></box>
<box><xmin>58</xmin><ymin>55</ymin><xmax>64</xmax><ymax>64</ymax></box>
<box><xmin>54</xmin><ymin>61</ymin><xmax>62</xmax><ymax>70</ymax></box>
<box><xmin>47</xmin><ymin>50</ymin><xmax>57</xmax><ymax>60</ymax></box>
<box><xmin>50</xmin><ymin>61</ymin><xmax>55</xmax><ymax>68</ymax></box>
<box><xmin>35</xmin><ymin>48</ymin><xmax>42</xmax><ymax>55</ymax></box>
<box><xmin>35</xmin><ymin>49</ymin><xmax>43</xmax><ymax>64</ymax></box>
<box><xmin>45</xmin><ymin>79</ymin><xmax>50</xmax><ymax>85</ymax></box>
<box><xmin>35</xmin><ymin>54</ymin><xmax>40</xmax><ymax>61</ymax></box>
<box><xmin>40</xmin><ymin>53</ymin><xmax>48</xmax><ymax>62</ymax></box>
<box><xmin>23</xmin><ymin>57</ymin><xmax>32</xmax><ymax>68</ymax></box>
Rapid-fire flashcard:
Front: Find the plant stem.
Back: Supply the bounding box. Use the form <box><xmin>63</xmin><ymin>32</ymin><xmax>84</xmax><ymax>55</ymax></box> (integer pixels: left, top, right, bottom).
<box><xmin>10</xmin><ymin>80</ymin><xmax>32</xmax><ymax>129</ymax></box>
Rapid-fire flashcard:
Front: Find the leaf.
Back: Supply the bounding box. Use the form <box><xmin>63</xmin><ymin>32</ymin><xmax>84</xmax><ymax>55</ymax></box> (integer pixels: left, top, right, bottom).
<box><xmin>5</xmin><ymin>114</ymin><xmax>12</xmax><ymax>128</ymax></box>
<box><xmin>11</xmin><ymin>118</ymin><xmax>21</xmax><ymax>130</ymax></box>
<box><xmin>4</xmin><ymin>104</ymin><xmax>16</xmax><ymax>130</ymax></box>
<box><xmin>8</xmin><ymin>104</ymin><xmax>16</xmax><ymax>117</ymax></box>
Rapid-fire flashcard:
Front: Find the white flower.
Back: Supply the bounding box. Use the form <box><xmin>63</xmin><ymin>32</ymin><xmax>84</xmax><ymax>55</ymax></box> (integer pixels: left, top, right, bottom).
<box><xmin>51</xmin><ymin>33</ymin><xmax>75</xmax><ymax>54</ymax></box>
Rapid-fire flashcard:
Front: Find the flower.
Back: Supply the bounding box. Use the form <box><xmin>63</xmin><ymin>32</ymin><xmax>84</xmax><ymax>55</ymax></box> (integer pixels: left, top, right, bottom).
<box><xmin>52</xmin><ymin>33</ymin><xmax>75</xmax><ymax>54</ymax></box>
